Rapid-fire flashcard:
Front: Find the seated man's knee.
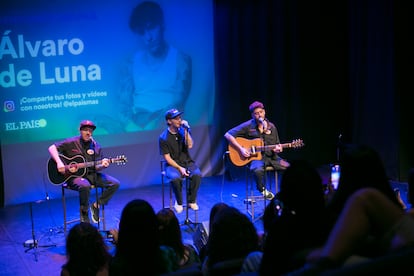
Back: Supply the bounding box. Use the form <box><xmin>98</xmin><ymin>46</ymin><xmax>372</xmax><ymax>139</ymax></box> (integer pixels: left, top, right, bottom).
<box><xmin>253</xmin><ymin>169</ymin><xmax>264</xmax><ymax>179</ymax></box>
<box><xmin>78</xmin><ymin>186</ymin><xmax>91</xmax><ymax>193</ymax></box>
<box><xmin>170</xmin><ymin>178</ymin><xmax>182</xmax><ymax>187</ymax></box>
<box><xmin>192</xmin><ymin>174</ymin><xmax>201</xmax><ymax>181</ymax></box>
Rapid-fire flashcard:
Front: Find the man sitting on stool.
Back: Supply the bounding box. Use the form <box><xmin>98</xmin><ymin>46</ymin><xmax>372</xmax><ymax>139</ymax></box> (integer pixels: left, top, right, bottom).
<box><xmin>48</xmin><ymin>120</ymin><xmax>120</xmax><ymax>223</ymax></box>
<box><xmin>159</xmin><ymin>108</ymin><xmax>202</xmax><ymax>213</ymax></box>
<box><xmin>224</xmin><ymin>101</ymin><xmax>289</xmax><ymax>200</ymax></box>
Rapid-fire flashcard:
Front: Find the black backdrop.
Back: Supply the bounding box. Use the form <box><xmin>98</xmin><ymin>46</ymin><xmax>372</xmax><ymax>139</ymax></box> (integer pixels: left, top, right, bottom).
<box><xmin>213</xmin><ymin>0</ymin><xmax>414</xmax><ymax>182</ymax></box>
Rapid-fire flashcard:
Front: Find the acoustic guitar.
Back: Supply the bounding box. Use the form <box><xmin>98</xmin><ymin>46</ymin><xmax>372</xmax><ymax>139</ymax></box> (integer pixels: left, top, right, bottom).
<box><xmin>47</xmin><ymin>154</ymin><xmax>127</xmax><ymax>185</ymax></box>
<box><xmin>228</xmin><ymin>137</ymin><xmax>304</xmax><ymax>166</ymax></box>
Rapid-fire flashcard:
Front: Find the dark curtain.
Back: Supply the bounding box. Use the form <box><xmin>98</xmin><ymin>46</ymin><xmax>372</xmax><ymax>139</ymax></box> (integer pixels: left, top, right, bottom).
<box><xmin>213</xmin><ymin>0</ymin><xmax>413</xmax><ymax>181</ymax></box>
<box><xmin>394</xmin><ymin>1</ymin><xmax>414</xmax><ymax>181</ymax></box>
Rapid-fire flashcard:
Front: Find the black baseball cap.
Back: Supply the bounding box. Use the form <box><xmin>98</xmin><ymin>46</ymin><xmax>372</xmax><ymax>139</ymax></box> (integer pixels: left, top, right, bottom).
<box><xmin>79</xmin><ymin>120</ymin><xmax>96</xmax><ymax>130</ymax></box>
<box><xmin>165</xmin><ymin>109</ymin><xmax>184</xmax><ymax>120</ymax></box>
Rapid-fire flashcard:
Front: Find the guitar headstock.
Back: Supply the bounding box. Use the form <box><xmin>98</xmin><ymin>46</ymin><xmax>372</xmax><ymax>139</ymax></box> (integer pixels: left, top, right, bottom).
<box><xmin>112</xmin><ymin>155</ymin><xmax>128</xmax><ymax>165</ymax></box>
<box><xmin>291</xmin><ymin>139</ymin><xmax>304</xmax><ymax>148</ymax></box>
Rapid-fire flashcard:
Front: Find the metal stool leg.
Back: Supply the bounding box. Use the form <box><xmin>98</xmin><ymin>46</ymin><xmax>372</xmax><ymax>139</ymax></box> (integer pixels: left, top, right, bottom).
<box><xmin>93</xmin><ymin>186</ymin><xmax>106</xmax><ymax>230</ymax></box>
<box><xmin>100</xmin><ymin>187</ymin><xmax>106</xmax><ymax>230</ymax></box>
<box><xmin>62</xmin><ymin>183</ymin><xmax>81</xmax><ymax>235</ymax></box>
<box><xmin>245</xmin><ymin>166</ymin><xmax>262</xmax><ymax>222</ymax></box>
<box><xmin>245</xmin><ymin>166</ymin><xmax>249</xmax><ymax>215</ymax></box>
<box><xmin>161</xmin><ymin>161</ymin><xmax>166</xmax><ymax>209</ymax></box>
<box><xmin>94</xmin><ymin>186</ymin><xmax>100</xmax><ymax>230</ymax></box>
<box><xmin>182</xmin><ymin>176</ymin><xmax>198</xmax><ymax>231</ymax></box>
<box><xmin>62</xmin><ymin>185</ymin><xmax>67</xmax><ymax>234</ymax></box>
<box><xmin>161</xmin><ymin>159</ymin><xmax>174</xmax><ymax>210</ymax></box>
<box><xmin>274</xmin><ymin>170</ymin><xmax>279</xmax><ymax>195</ymax></box>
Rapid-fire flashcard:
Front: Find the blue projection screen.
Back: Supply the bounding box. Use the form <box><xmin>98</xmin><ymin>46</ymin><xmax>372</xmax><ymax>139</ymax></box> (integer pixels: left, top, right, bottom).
<box><xmin>0</xmin><ymin>0</ymin><xmax>214</xmax><ymax>205</ymax></box>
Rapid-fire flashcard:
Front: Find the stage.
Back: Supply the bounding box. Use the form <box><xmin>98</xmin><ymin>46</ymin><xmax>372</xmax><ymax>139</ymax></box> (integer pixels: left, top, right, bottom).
<box><xmin>0</xmin><ymin>173</ymin><xmax>409</xmax><ymax>276</ymax></box>
<box><xmin>0</xmin><ymin>175</ymin><xmax>270</xmax><ymax>275</ymax></box>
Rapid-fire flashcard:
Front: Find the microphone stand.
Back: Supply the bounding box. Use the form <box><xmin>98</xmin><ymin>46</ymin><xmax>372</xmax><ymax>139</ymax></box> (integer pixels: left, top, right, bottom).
<box><xmin>181</xmin><ymin>128</ymin><xmax>197</xmax><ymax>232</ymax></box>
<box><xmin>91</xmin><ymin>140</ymin><xmax>101</xmax><ymax>230</ymax></box>
<box><xmin>24</xmin><ymin>201</ymin><xmax>56</xmax><ymax>261</ymax></box>
<box><xmin>256</xmin><ymin>119</ymin><xmax>273</xmax><ymax>221</ymax></box>
<box><xmin>260</xmin><ymin>126</ymin><xmax>269</xmax><ymax>216</ymax></box>
<box><xmin>336</xmin><ymin>133</ymin><xmax>342</xmax><ymax>163</ymax></box>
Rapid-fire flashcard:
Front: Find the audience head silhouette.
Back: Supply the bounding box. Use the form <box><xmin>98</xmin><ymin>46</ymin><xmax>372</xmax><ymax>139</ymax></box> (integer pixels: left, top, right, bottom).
<box><xmin>62</xmin><ymin>222</ymin><xmax>110</xmax><ymax>276</ymax></box>
<box><xmin>208</xmin><ymin>202</ymin><xmax>230</xmax><ymax>233</ymax></box>
<box><xmin>111</xmin><ymin>199</ymin><xmax>176</xmax><ymax>275</ymax></box>
<box><xmin>260</xmin><ymin>159</ymin><xmax>331</xmax><ymax>276</ymax></box>
<box><xmin>156</xmin><ymin>208</ymin><xmax>200</xmax><ymax>268</ymax></box>
<box><xmin>278</xmin><ymin>159</ymin><xmax>325</xmax><ymax>216</ymax></box>
<box><xmin>328</xmin><ymin>144</ymin><xmax>402</xmax><ymax>215</ymax></box>
<box><xmin>207</xmin><ymin>206</ymin><xmax>259</xmax><ymax>269</ymax></box>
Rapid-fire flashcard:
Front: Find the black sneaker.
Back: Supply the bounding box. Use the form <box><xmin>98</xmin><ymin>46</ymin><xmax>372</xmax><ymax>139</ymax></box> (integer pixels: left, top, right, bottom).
<box><xmin>81</xmin><ymin>211</ymin><xmax>90</xmax><ymax>223</ymax></box>
<box><xmin>90</xmin><ymin>204</ymin><xmax>99</xmax><ymax>223</ymax></box>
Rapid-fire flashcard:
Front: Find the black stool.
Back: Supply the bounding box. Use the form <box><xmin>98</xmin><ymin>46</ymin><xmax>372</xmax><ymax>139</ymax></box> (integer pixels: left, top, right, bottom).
<box><xmin>245</xmin><ymin>165</ymin><xmax>279</xmax><ymax>222</ymax></box>
<box><xmin>61</xmin><ymin>183</ymin><xmax>106</xmax><ymax>234</ymax></box>
<box><xmin>160</xmin><ymin>159</ymin><xmax>198</xmax><ymax>228</ymax></box>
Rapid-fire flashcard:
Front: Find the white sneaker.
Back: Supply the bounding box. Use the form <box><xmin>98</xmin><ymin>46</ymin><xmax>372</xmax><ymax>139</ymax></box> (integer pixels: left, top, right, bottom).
<box><xmin>174</xmin><ymin>201</ymin><xmax>183</xmax><ymax>213</ymax></box>
<box><xmin>188</xmin><ymin>203</ymin><xmax>199</xmax><ymax>211</ymax></box>
<box><xmin>261</xmin><ymin>189</ymin><xmax>274</xmax><ymax>200</ymax></box>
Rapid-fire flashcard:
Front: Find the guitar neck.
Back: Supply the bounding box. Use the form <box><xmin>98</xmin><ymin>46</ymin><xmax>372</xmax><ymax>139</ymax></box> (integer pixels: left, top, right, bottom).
<box><xmin>70</xmin><ymin>159</ymin><xmax>103</xmax><ymax>170</ymax></box>
<box><xmin>257</xmin><ymin>142</ymin><xmax>295</xmax><ymax>151</ymax></box>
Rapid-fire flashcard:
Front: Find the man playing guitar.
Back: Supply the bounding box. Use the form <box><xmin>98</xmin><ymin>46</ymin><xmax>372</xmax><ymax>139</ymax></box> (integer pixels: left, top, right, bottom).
<box><xmin>48</xmin><ymin>120</ymin><xmax>120</xmax><ymax>223</ymax></box>
<box><xmin>224</xmin><ymin>101</ymin><xmax>290</xmax><ymax>200</ymax></box>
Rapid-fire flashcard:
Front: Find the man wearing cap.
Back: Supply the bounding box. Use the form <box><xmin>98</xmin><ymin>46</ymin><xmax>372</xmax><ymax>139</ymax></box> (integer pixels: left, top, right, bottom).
<box><xmin>48</xmin><ymin>120</ymin><xmax>120</xmax><ymax>223</ymax></box>
<box><xmin>159</xmin><ymin>108</ymin><xmax>201</xmax><ymax>213</ymax></box>
<box><xmin>224</xmin><ymin>101</ymin><xmax>290</xmax><ymax>200</ymax></box>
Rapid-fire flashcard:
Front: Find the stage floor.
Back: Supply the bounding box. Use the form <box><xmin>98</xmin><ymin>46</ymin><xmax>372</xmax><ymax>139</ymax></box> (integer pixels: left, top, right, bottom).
<box><xmin>0</xmin><ymin>174</ymin><xmax>409</xmax><ymax>276</ymax></box>
<box><xmin>0</xmin><ymin>175</ymin><xmax>270</xmax><ymax>276</ymax></box>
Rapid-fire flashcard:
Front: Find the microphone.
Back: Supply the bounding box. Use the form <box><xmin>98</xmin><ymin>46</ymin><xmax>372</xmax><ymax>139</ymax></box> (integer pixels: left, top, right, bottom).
<box><xmin>89</xmin><ymin>136</ymin><xmax>96</xmax><ymax>149</ymax></box>
<box><xmin>181</xmin><ymin>120</ymin><xmax>191</xmax><ymax>130</ymax></box>
<box><xmin>258</xmin><ymin>117</ymin><xmax>267</xmax><ymax>130</ymax></box>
